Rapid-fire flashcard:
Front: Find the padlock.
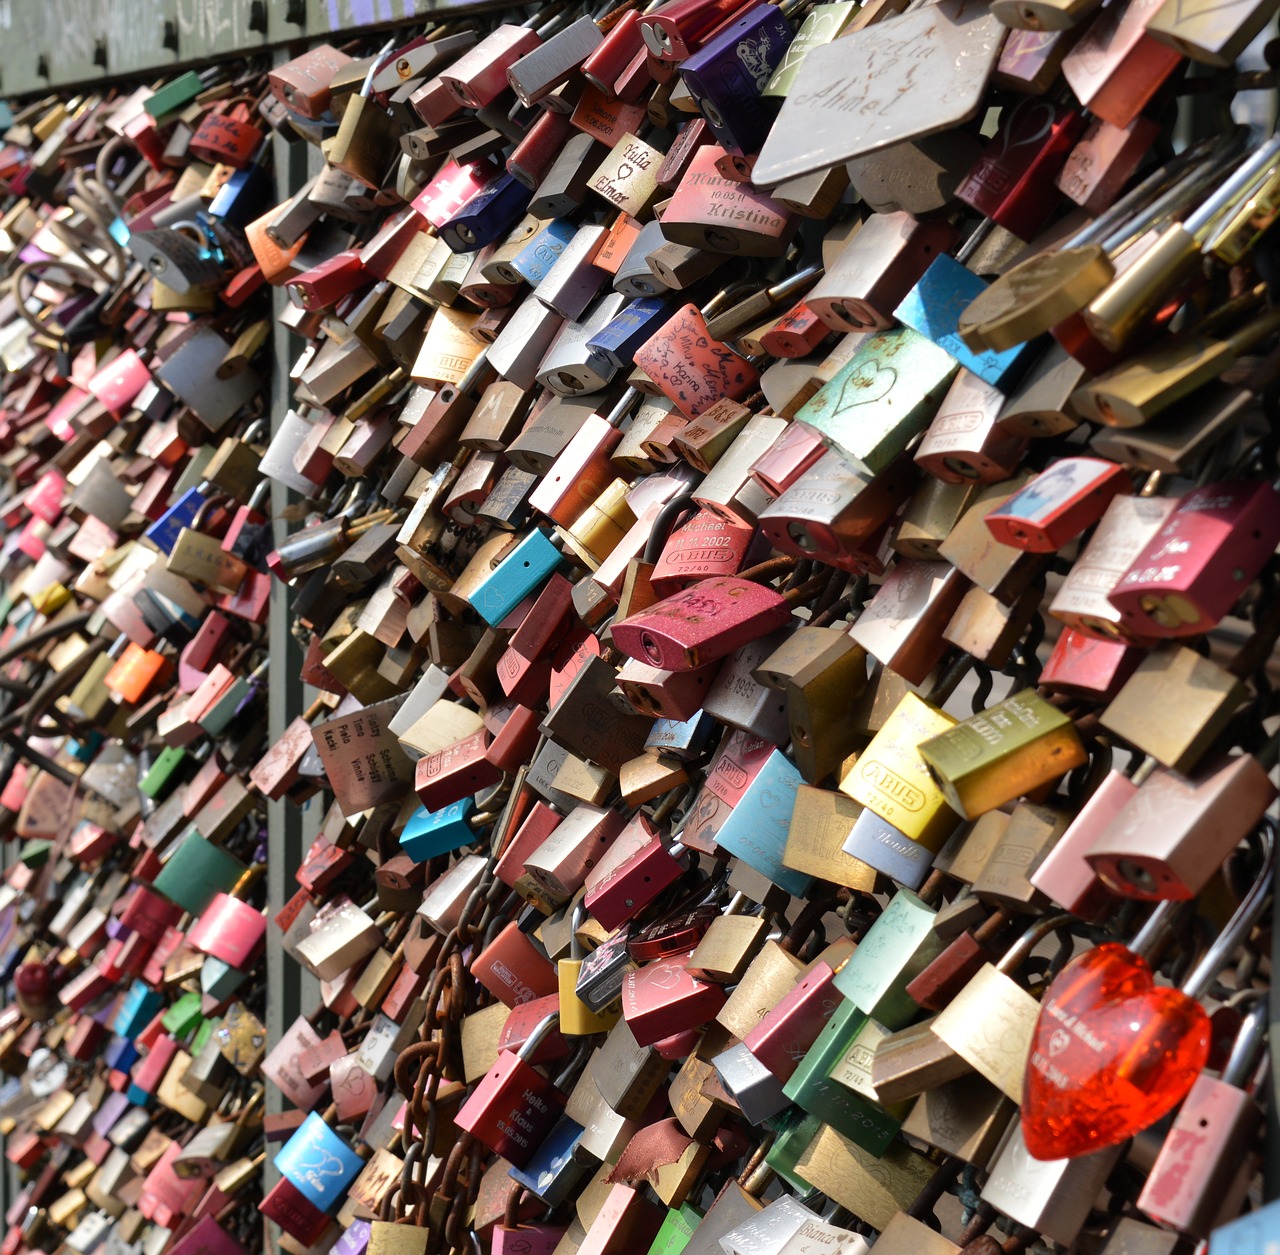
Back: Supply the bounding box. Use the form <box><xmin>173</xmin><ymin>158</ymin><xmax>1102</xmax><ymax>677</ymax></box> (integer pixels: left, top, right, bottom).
<box><xmin>189</xmin><ymin>100</ymin><xmax>262</xmax><ymax>170</ymax></box>
<box><xmin>915</xmin><ymin>370</ymin><xmax>1027</xmax><ymax>485</ymax></box>
<box><xmin>1099</xmin><ymin>643</ymin><xmax>1249</xmax><ymax>775</ymax></box>
<box><xmin>261</xmin><ymin>1113</ymin><xmax>364</xmax><ymax>1244</ymax></box>
<box><xmin>633</xmin><ymin>303</ymin><xmax>759</xmax><ymax>419</ymax></box>
<box><xmin>662</xmin><ymin>147</ymin><xmax>797</xmax><ymax>257</ymax></box>
<box><xmin>955</xmin><ymin>97</ymin><xmax>1085</xmax><ymax>240</ymax></box>
<box><xmin>931</xmin><ymin>913</ymin><xmax>1075</xmax><ymax>1103</ymax></box>
<box><xmin>1048</xmin><ymin>491</ymin><xmax>1178</xmax><ymax>639</ymax></box>
<box><xmin>741</xmin><ymin>960</ymin><xmax>842</xmax><ymax>1082</ymax></box>
<box><xmin>800</xmin><ymin>1131</ymin><xmax>930</xmax><ymax>1234</ymax></box>
<box><xmin>677</xmin><ymin>5</ymin><xmax>793</xmax><ymax>156</ymax></box>
<box><xmin>454</xmin><ymin>1011</ymin><xmax>569</xmax><ymax>1166</ymax></box>
<box><xmin>754</xmin><ymin>626</ymin><xmax>866</xmax><ymax>784</ymax></box>
<box><xmin>1084</xmin><ymin>749</ymin><xmax>1278</xmax><ymax>902</ymax></box>
<box><xmin>918</xmin><ymin>688</ymin><xmax>1087</xmax><ymax>819</ymax></box>
<box><xmin>612</xmin><ymin>573</ymin><xmax>813</xmax><ymax>672</ymax></box>
<box><xmin>759</xmin><ymin>451</ymin><xmax>914</xmax><ymax>572</ymax></box>
<box><xmin>832</xmin><ymin>888</ymin><xmax>945</xmax><ymax>1030</ymax></box>
<box><xmin>797</xmin><ymin>327</ymin><xmax>957</xmax><ymax>475</ymax></box>
<box><xmin>558</xmin><ymin>904</ymin><xmax>623</xmax><ymax>1033</ymax></box>
<box><xmin>981</xmin><ymin>1123</ymin><xmax>1124</xmax><ymax>1246</ymax></box>
<box><xmin>809</xmin><ymin>214</ymin><xmax>959</xmax><ymax>333</ymax></box>
<box><xmin>839</xmin><ymin>693</ymin><xmax>961</xmax><ymax>882</ymax></box>
<box><xmin>622</xmin><ymin>953</ymin><xmax>727</xmax><ymax>1046</ymax></box>
<box><xmin>1107</xmin><ymin>480</ymin><xmax>1280</xmax><ymax>638</ymax></box>
<box><xmin>1023</xmin><ymin>830</ymin><xmax>1273</xmax><ymax>1159</ymax></box>
<box><xmin>1136</xmin><ymin>997</ymin><xmax>1267</xmax><ymax>1236</ymax></box>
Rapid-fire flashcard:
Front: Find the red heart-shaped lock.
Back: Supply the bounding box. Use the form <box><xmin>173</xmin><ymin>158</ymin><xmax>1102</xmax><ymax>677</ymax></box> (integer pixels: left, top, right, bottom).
<box><xmin>1021</xmin><ymin>943</ymin><xmax>1211</xmax><ymax>1159</ymax></box>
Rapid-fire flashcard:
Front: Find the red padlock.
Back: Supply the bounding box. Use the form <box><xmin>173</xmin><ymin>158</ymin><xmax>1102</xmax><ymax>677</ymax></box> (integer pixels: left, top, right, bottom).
<box><xmin>472</xmin><ymin>921</ymin><xmax>560</xmax><ymax>1008</ymax></box>
<box><xmin>189</xmin><ymin>101</ymin><xmax>263</xmax><ymax>169</ymax></box>
<box><xmin>454</xmin><ymin>1011</ymin><xmax>569</xmax><ymax>1166</ymax></box>
<box><xmin>1108</xmin><ymin>480</ymin><xmax>1280</xmax><ymax>637</ymax></box>
<box><xmin>985</xmin><ymin>456</ymin><xmax>1132</xmax><ymax>553</ymax></box>
<box><xmin>584</xmin><ymin>833</ymin><xmax>686</xmax><ymax>931</ymax></box>
<box><xmin>741</xmin><ymin>960</ymin><xmax>842</xmax><ymax>1082</ymax></box>
<box><xmin>611</xmin><ymin>574</ymin><xmax>802</xmax><ymax>671</ymax></box>
<box><xmin>414</xmin><ymin>729</ymin><xmax>504</xmax><ymax>811</ymax></box>
<box><xmin>187</xmin><ymin>893</ymin><xmax>267</xmax><ymax>969</ymax></box>
<box><xmin>622</xmin><ymin>952</ymin><xmax>727</xmax><ymax>1046</ymax></box>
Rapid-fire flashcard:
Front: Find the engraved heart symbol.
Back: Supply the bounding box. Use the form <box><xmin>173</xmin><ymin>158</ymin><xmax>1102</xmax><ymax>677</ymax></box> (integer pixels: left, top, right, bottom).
<box><xmin>1172</xmin><ymin>0</ymin><xmax>1247</xmax><ymax>25</ymax></box>
<box><xmin>835</xmin><ymin>359</ymin><xmax>898</xmax><ymax>413</ymax></box>
<box><xmin>1021</xmin><ymin>944</ymin><xmax>1209</xmax><ymax>1160</ymax></box>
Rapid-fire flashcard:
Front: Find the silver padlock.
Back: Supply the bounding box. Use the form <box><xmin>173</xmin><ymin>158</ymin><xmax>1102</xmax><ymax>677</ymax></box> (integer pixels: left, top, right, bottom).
<box><xmin>713</xmin><ymin>1042</ymin><xmax>791</xmax><ymax>1124</ymax></box>
<box><xmin>536</xmin><ymin>222</ymin><xmax>610</xmax><ymax>319</ymax></box>
<box><xmin>702</xmin><ymin>628</ymin><xmax>792</xmax><ymax>743</ymax></box>
<box><xmin>489</xmin><ymin>294</ymin><xmax>566</xmax><ymax>389</ymax></box>
<box><xmin>536</xmin><ymin>293</ymin><xmax>627</xmax><ymax>395</ymax></box>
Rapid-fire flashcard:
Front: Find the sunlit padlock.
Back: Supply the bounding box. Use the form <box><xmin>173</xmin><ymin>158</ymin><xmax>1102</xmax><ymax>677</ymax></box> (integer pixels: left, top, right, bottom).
<box><xmin>677</xmin><ymin>4</ymin><xmax>793</xmax><ymax>156</ymax></box>
<box><xmin>1022</xmin><ymin>829</ymin><xmax>1273</xmax><ymax>1161</ymax></box>
<box><xmin>1107</xmin><ymin>480</ymin><xmax>1280</xmax><ymax>638</ymax></box>
<box><xmin>918</xmin><ymin>688</ymin><xmax>1087</xmax><ymax>820</ymax></box>
<box><xmin>261</xmin><ymin>1112</ymin><xmax>364</xmax><ymax>1245</ymax></box>
<box><xmin>622</xmin><ymin>952</ymin><xmax>727</xmax><ymax>1046</ymax></box>
<box><xmin>662</xmin><ymin>147</ymin><xmax>797</xmax><ymax>257</ymax></box>
<box><xmin>558</xmin><ymin>904</ymin><xmax>623</xmax><ymax>1033</ymax></box>
<box><xmin>612</xmin><ymin>571</ymin><xmax>814</xmax><ymax>672</ymax></box>
<box><xmin>454</xmin><ymin>1011</ymin><xmax>570</xmax><ymax>1166</ymax></box>
<box><xmin>809</xmin><ymin>213</ymin><xmax>958</xmax><ymax>333</ymax></box>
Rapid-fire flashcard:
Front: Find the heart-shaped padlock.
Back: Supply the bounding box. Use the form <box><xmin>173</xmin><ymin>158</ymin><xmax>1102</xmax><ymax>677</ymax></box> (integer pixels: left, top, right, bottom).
<box><xmin>1021</xmin><ymin>819</ymin><xmax>1274</xmax><ymax>1159</ymax></box>
<box><xmin>1020</xmin><ymin>942</ymin><xmax>1209</xmax><ymax>1159</ymax></box>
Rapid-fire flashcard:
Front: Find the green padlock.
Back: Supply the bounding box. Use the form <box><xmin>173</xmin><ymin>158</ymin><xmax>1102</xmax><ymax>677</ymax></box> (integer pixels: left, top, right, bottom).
<box><xmin>162</xmin><ymin>989</ymin><xmax>204</xmax><ymax>1039</ymax></box>
<box><xmin>781</xmin><ymin>1000</ymin><xmax>908</xmax><ymax>1155</ymax></box>
<box><xmin>140</xmin><ymin>747</ymin><xmax>187</xmax><ymax>801</ymax></box>
<box><xmin>143</xmin><ymin>72</ymin><xmax>204</xmax><ymax>121</ymax></box>
<box><xmin>152</xmin><ymin>830</ymin><xmax>246</xmax><ymax>916</ymax></box>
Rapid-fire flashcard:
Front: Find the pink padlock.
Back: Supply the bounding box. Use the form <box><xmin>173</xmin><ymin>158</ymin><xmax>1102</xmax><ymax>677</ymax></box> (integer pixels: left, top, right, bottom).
<box><xmin>611</xmin><ymin>575</ymin><xmax>795</xmax><ymax>671</ymax></box>
<box><xmin>187</xmin><ymin>892</ymin><xmax>267</xmax><ymax>968</ymax></box>
<box><xmin>23</xmin><ymin>470</ymin><xmax>65</xmax><ymax>524</ymax></box>
<box><xmin>87</xmin><ymin>348</ymin><xmax>151</xmax><ymax>416</ymax></box>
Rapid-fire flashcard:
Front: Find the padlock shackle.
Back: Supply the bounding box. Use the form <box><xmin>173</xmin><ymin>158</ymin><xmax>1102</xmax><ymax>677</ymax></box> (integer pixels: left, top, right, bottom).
<box><xmin>1222</xmin><ymin>994</ymin><xmax>1268</xmax><ymax>1089</ymax></box>
<box><xmin>996</xmin><ymin>912</ymin><xmax>1075</xmax><ymax>975</ymax></box>
<box><xmin>1088</xmin><ymin>133</ymin><xmax>1242</xmax><ymax>253</ymax></box>
<box><xmin>1185</xmin><ymin>135</ymin><xmax>1280</xmax><ymax>238</ymax></box>
<box><xmin>1181</xmin><ymin>819</ymin><xmax>1274</xmax><ymax>1001</ymax></box>
<box><xmin>643</xmin><ymin>492</ymin><xmax>697</xmax><ymax>564</ymax></box>
<box><xmin>516</xmin><ymin>1010</ymin><xmax>562</xmax><ymax>1060</ymax></box>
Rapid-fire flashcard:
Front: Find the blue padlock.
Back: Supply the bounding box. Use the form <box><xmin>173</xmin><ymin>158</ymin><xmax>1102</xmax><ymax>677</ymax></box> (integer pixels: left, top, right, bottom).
<box><xmin>113</xmin><ymin>983</ymin><xmax>163</xmax><ymax>1039</ymax></box>
<box><xmin>103</xmin><ymin>1035</ymin><xmax>140</xmax><ymax>1075</ymax></box>
<box><xmin>472</xmin><ymin>528</ymin><xmax>563</xmax><ymax>627</ymax></box>
<box><xmin>143</xmin><ymin>486</ymin><xmax>207</xmax><ymax>556</ymax></box>
<box><xmin>645</xmin><ymin>710</ymin><xmax>717</xmax><ymax>761</ymax></box>
<box><xmin>274</xmin><ymin>1113</ymin><xmax>364</xmax><ymax>1213</ymax></box>
<box><xmin>893</xmin><ymin>254</ymin><xmax>1039</xmax><ymax>393</ymax></box>
<box><xmin>587</xmin><ymin>296</ymin><xmax>674</xmax><ymax>370</ymax></box>
<box><xmin>441</xmin><ymin>172</ymin><xmax>534</xmax><ymax>254</ymax></box>
<box><xmin>69</xmin><ymin>732</ymin><xmax>104</xmax><ymax>763</ymax></box>
<box><xmin>713</xmin><ymin>747</ymin><xmax>812</xmax><ymax>898</ymax></box>
<box><xmin>507</xmin><ymin>1113</ymin><xmax>590</xmax><ymax>1206</ymax></box>
<box><xmin>139</xmin><ymin>587</ymin><xmax>204</xmax><ymax>634</ymax></box>
<box><xmin>207</xmin><ymin>165</ymin><xmax>273</xmax><ymax>228</ymax></box>
<box><xmin>400</xmin><ymin>798</ymin><xmax>476</xmax><ymax>863</ymax></box>
<box><xmin>509</xmin><ymin>219</ymin><xmax>578</xmax><ymax>286</ymax></box>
